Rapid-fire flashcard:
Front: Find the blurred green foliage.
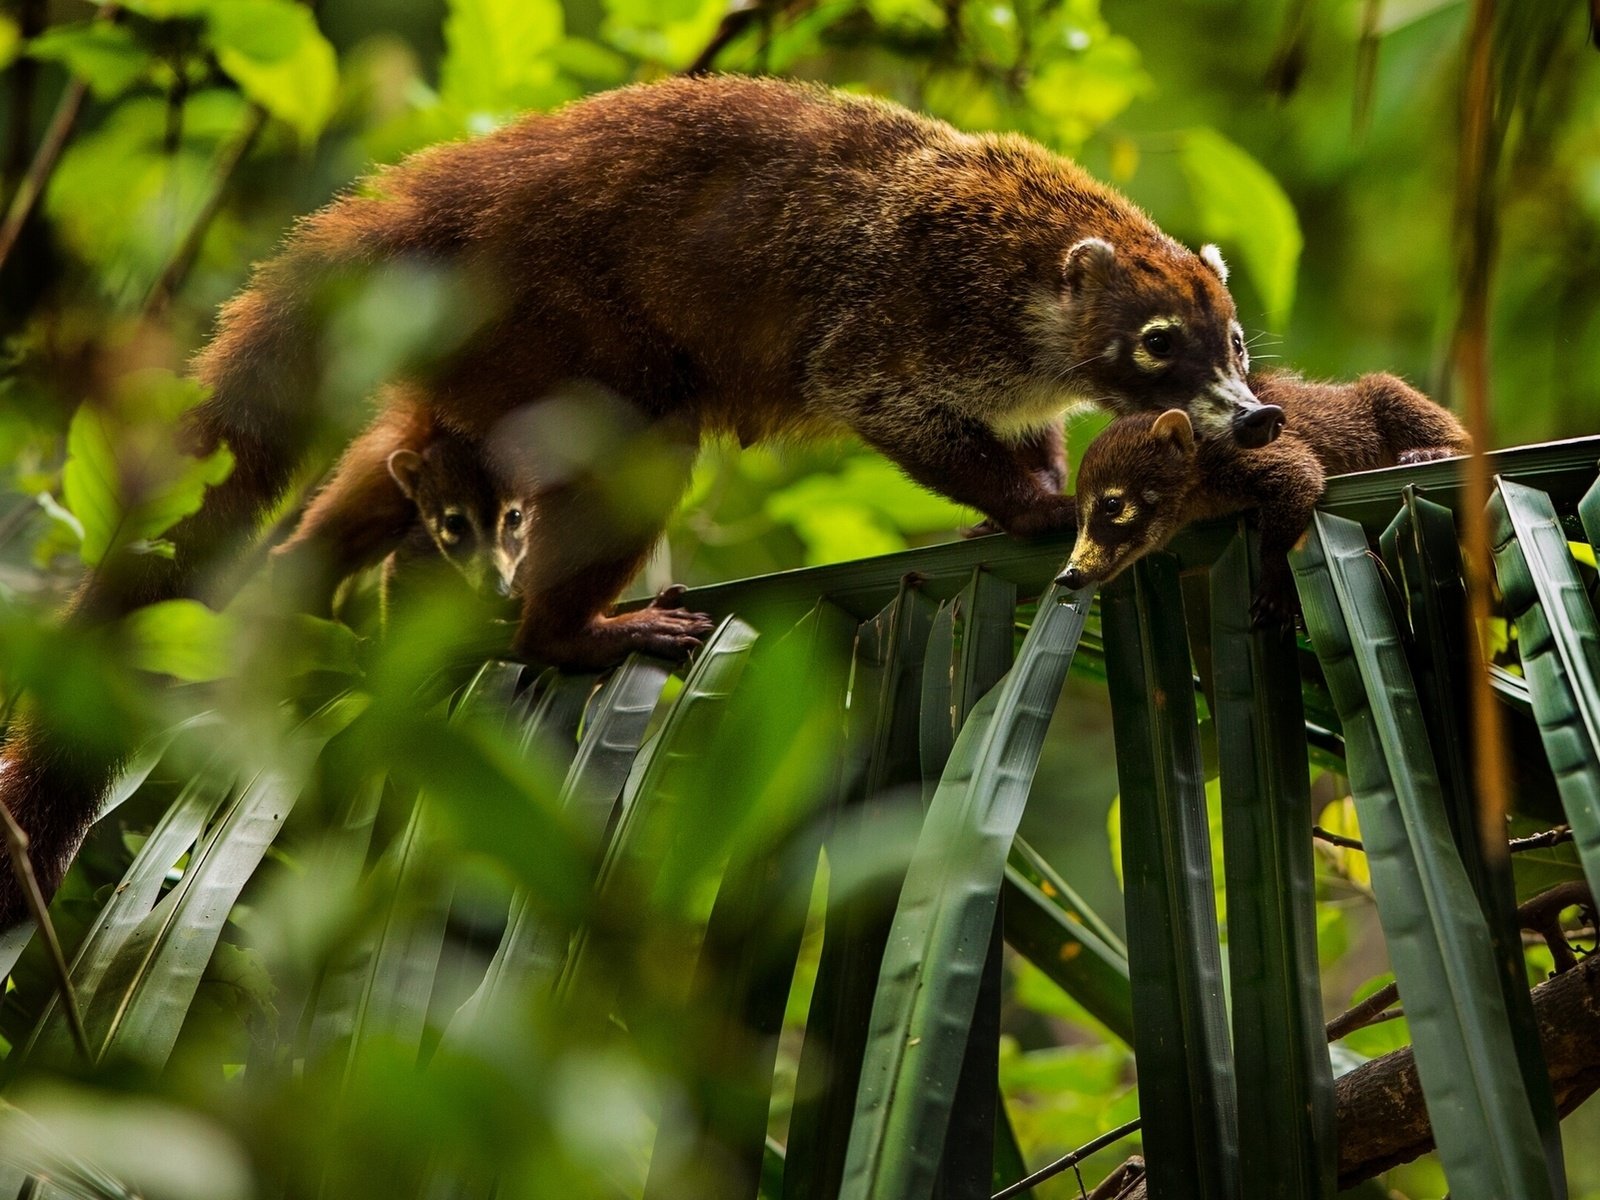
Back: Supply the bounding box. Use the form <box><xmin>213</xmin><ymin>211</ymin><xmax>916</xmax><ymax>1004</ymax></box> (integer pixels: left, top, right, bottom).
<box><xmin>0</xmin><ymin>1</ymin><xmax>1596</xmax><ymax>1199</ymax></box>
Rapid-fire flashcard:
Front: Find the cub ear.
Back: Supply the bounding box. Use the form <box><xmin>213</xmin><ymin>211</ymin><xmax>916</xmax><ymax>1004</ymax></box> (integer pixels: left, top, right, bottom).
<box><xmin>1151</xmin><ymin>409</ymin><xmax>1195</xmax><ymax>455</ymax></box>
<box><xmin>1199</xmin><ymin>243</ymin><xmax>1229</xmax><ymax>284</ymax></box>
<box><xmin>1063</xmin><ymin>237</ymin><xmax>1117</xmax><ymax>295</ymax></box>
<box><xmin>387</xmin><ymin>449</ymin><xmax>424</xmax><ymax>500</ymax></box>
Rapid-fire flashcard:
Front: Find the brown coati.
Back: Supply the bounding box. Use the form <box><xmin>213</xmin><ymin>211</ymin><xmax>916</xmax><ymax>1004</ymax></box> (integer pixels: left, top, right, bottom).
<box><xmin>0</xmin><ymin>73</ymin><xmax>1281</xmax><ymax>923</ymax></box>
<box><xmin>1056</xmin><ymin>370</ymin><xmax>1471</xmax><ymax>619</ymax></box>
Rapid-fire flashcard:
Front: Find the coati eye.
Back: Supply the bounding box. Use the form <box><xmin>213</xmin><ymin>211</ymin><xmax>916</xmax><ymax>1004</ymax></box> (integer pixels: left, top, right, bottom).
<box><xmin>1141</xmin><ymin>330</ymin><xmax>1174</xmax><ymax>359</ymax></box>
<box><xmin>504</xmin><ymin>508</ymin><xmax>522</xmax><ymax>530</ymax></box>
<box><xmin>1231</xmin><ymin>331</ymin><xmax>1246</xmax><ymax>357</ymax></box>
<box><xmin>443</xmin><ymin>513</ymin><xmax>469</xmax><ymax>538</ymax></box>
<box><xmin>1100</xmin><ymin>496</ymin><xmax>1124</xmax><ymax>517</ymax></box>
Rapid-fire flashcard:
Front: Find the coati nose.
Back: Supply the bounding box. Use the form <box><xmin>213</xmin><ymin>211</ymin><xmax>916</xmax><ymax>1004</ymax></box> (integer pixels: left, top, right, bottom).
<box><xmin>1056</xmin><ymin>564</ymin><xmax>1086</xmax><ymax>589</ymax></box>
<box><xmin>1233</xmin><ymin>403</ymin><xmax>1285</xmax><ymax>449</ymax></box>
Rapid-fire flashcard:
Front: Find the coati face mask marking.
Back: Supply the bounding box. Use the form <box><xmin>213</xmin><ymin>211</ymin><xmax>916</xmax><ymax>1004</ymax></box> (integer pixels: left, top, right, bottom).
<box><xmin>495</xmin><ymin>501</ymin><xmax>530</xmax><ymax>597</ymax></box>
<box><xmin>1056</xmin><ymin>239</ymin><xmax>1282</xmax><ymax>449</ymax></box>
<box><xmin>1055</xmin><ymin>409</ymin><xmax>1198</xmax><ymax>589</ymax></box>
<box><xmin>387</xmin><ymin>443</ymin><xmax>513</xmax><ymax>598</ymax></box>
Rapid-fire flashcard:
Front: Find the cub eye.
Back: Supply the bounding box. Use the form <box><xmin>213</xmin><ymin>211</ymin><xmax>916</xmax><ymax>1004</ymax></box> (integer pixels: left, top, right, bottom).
<box><xmin>1100</xmin><ymin>496</ymin><xmax>1124</xmax><ymax>517</ymax></box>
<box><xmin>504</xmin><ymin>508</ymin><xmax>522</xmax><ymax>531</ymax></box>
<box><xmin>1141</xmin><ymin>330</ymin><xmax>1174</xmax><ymax>359</ymax></box>
<box><xmin>443</xmin><ymin>513</ymin><xmax>469</xmax><ymax>538</ymax></box>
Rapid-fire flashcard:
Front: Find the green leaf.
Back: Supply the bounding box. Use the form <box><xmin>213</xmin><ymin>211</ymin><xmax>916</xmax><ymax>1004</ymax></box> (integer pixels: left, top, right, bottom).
<box><xmin>440</xmin><ymin>0</ymin><xmax>566</xmax><ymax>122</ymax></box>
<box><xmin>840</xmin><ymin>583</ymin><xmax>1091</xmax><ymax>1200</ymax></box>
<box><xmin>123</xmin><ymin>600</ymin><xmax>235</xmax><ymax>682</ymax></box>
<box><xmin>1293</xmin><ymin>510</ymin><xmax>1556</xmax><ymax>1200</ymax></box>
<box><xmin>26</xmin><ymin>23</ymin><xmax>151</xmax><ymax>99</ymax></box>
<box><xmin>1210</xmin><ymin>530</ymin><xmax>1335</xmax><ymax>1199</ymax></box>
<box><xmin>1102</xmin><ymin>555</ymin><xmax>1237</xmax><ymax>1200</ymax></box>
<box><xmin>1492</xmin><ymin>477</ymin><xmax>1600</xmax><ymax>908</ymax></box>
<box><xmin>60</xmin><ymin>371</ymin><xmax>234</xmax><ymax>568</ymax></box>
<box><xmin>210</xmin><ymin>0</ymin><xmax>337</xmax><ymax>144</ymax></box>
<box><xmin>1178</xmin><ymin>127</ymin><xmax>1302</xmax><ymax>320</ymax></box>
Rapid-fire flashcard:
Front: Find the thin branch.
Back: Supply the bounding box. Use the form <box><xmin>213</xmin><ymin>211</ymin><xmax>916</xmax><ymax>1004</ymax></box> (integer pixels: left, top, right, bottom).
<box><xmin>1312</xmin><ymin>824</ymin><xmax>1364</xmax><ymax>852</ymax></box>
<box><xmin>683</xmin><ymin>0</ymin><xmax>766</xmax><ymax>76</ymax></box>
<box><xmin>991</xmin><ymin>1118</ymin><xmax>1142</xmax><ymax>1200</ymax></box>
<box><xmin>0</xmin><ymin>4</ymin><xmax>122</xmax><ymax>276</ymax></box>
<box><xmin>1311</xmin><ymin>823</ymin><xmax>1576</xmax><ymax>857</ymax></box>
<box><xmin>143</xmin><ymin>103</ymin><xmax>269</xmax><ymax>316</ymax></box>
<box><xmin>1326</xmin><ymin>980</ymin><xmax>1399</xmax><ymax>1042</ymax></box>
<box><xmin>0</xmin><ymin>800</ymin><xmax>90</xmax><ymax>1062</ymax></box>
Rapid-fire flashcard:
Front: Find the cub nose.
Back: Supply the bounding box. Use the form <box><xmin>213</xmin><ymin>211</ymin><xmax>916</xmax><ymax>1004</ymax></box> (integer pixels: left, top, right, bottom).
<box><xmin>1233</xmin><ymin>403</ymin><xmax>1285</xmax><ymax>449</ymax></box>
<box><xmin>1056</xmin><ymin>564</ymin><xmax>1086</xmax><ymax>589</ymax></box>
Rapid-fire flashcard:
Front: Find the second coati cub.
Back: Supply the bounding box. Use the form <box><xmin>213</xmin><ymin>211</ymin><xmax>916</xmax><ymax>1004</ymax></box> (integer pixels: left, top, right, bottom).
<box><xmin>376</xmin><ymin>430</ymin><xmax>529</xmax><ymax>628</ymax></box>
<box><xmin>1</xmin><ymin>74</ymin><xmax>1286</xmax><ymax>924</ymax></box>
<box><xmin>1056</xmin><ymin>371</ymin><xmax>1471</xmax><ymax>619</ymax></box>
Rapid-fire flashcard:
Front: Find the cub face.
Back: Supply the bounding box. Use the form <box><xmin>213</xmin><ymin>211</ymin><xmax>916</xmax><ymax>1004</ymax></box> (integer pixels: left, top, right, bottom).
<box><xmin>1056</xmin><ymin>409</ymin><xmax>1199</xmax><ymax>589</ymax></box>
<box><xmin>387</xmin><ymin>439</ymin><xmax>529</xmax><ymax>598</ymax></box>
<box><xmin>1042</xmin><ymin>239</ymin><xmax>1283</xmax><ymax>448</ymax></box>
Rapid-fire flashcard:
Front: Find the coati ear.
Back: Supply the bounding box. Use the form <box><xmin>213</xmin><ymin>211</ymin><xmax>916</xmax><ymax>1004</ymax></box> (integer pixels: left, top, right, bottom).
<box><xmin>387</xmin><ymin>449</ymin><xmax>424</xmax><ymax>500</ymax></box>
<box><xmin>1151</xmin><ymin>409</ymin><xmax>1195</xmax><ymax>456</ymax></box>
<box><xmin>1199</xmin><ymin>243</ymin><xmax>1229</xmax><ymax>284</ymax></box>
<box><xmin>1063</xmin><ymin>238</ymin><xmax>1117</xmax><ymax>295</ymax></box>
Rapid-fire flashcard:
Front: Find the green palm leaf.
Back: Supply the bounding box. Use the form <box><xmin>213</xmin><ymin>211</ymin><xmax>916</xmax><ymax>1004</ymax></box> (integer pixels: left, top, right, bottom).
<box><xmin>1293</xmin><ymin>509</ymin><xmax>1553</xmax><ymax>1200</ymax></box>
<box><xmin>839</xmin><ymin>582</ymin><xmax>1091</xmax><ymax>1200</ymax></box>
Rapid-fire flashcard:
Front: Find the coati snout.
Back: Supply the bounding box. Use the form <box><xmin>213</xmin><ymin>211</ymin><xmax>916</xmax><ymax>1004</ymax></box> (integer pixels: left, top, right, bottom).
<box><xmin>386</xmin><ymin>439</ymin><xmax>528</xmax><ymax>598</ymax></box>
<box><xmin>1045</xmin><ymin>238</ymin><xmax>1282</xmax><ymax>447</ymax></box>
<box><xmin>1056</xmin><ymin>409</ymin><xmax>1199</xmax><ymax>589</ymax></box>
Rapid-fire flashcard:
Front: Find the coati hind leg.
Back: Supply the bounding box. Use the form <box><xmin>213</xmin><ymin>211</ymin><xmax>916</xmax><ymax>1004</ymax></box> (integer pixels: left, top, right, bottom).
<box><xmin>855</xmin><ymin>405</ymin><xmax>1076</xmax><ymax>538</ymax></box>
<box><xmin>1359</xmin><ymin>373</ymin><xmax>1472</xmax><ymax>464</ymax></box>
<box><xmin>509</xmin><ymin>432</ymin><xmax>712</xmax><ymax>670</ymax></box>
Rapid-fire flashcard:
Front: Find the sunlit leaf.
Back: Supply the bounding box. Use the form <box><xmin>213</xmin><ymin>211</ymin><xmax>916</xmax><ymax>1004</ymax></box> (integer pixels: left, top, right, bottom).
<box><xmin>26</xmin><ymin>23</ymin><xmax>151</xmax><ymax>99</ymax></box>
<box><xmin>211</xmin><ymin>0</ymin><xmax>338</xmax><ymax>144</ymax></box>
<box><xmin>1179</xmin><ymin>127</ymin><xmax>1303</xmax><ymax>320</ymax></box>
<box><xmin>440</xmin><ymin>0</ymin><xmax>567</xmax><ymax>122</ymax></box>
<box><xmin>60</xmin><ymin>371</ymin><xmax>234</xmax><ymax>568</ymax></box>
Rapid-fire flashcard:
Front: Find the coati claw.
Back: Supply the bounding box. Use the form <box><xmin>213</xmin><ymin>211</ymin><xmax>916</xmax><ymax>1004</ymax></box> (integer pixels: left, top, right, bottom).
<box><xmin>962</xmin><ymin>519</ymin><xmax>1004</xmax><ymax>539</ymax></box>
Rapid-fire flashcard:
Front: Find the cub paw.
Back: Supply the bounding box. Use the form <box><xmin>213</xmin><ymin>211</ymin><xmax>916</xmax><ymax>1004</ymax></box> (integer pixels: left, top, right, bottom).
<box><xmin>962</xmin><ymin>519</ymin><xmax>1004</xmax><ymax>539</ymax></box>
<box><xmin>1397</xmin><ymin>446</ymin><xmax>1456</xmax><ymax>465</ymax></box>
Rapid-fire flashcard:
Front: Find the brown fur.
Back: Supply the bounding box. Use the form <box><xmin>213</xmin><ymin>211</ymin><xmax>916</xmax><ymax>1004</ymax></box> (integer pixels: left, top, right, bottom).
<box><xmin>1</xmin><ymin>74</ymin><xmax>1276</xmax><ymax>923</ymax></box>
<box><xmin>1059</xmin><ymin>370</ymin><xmax>1471</xmax><ymax>619</ymax></box>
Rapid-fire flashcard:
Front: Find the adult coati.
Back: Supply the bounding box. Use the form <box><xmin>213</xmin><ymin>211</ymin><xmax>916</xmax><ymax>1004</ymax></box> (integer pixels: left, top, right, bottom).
<box><xmin>1056</xmin><ymin>370</ymin><xmax>1471</xmax><ymax>619</ymax></box>
<box><xmin>0</xmin><ymin>73</ymin><xmax>1281</xmax><ymax>923</ymax></box>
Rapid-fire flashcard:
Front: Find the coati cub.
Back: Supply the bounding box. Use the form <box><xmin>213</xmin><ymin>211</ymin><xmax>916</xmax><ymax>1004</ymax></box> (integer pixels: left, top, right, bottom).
<box><xmin>1056</xmin><ymin>370</ymin><xmax>1471</xmax><ymax>619</ymax></box>
<box><xmin>376</xmin><ymin>430</ymin><xmax>529</xmax><ymax>626</ymax></box>
<box><xmin>1</xmin><ymin>74</ymin><xmax>1282</xmax><ymax>923</ymax></box>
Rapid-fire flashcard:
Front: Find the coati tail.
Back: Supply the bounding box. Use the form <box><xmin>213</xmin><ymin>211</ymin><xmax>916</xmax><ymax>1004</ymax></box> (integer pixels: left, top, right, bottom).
<box><xmin>0</xmin><ymin>232</ymin><xmax>372</xmax><ymax>927</ymax></box>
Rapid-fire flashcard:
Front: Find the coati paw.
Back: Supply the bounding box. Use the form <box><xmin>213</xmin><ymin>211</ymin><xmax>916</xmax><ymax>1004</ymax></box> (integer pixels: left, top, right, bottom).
<box><xmin>617</xmin><ymin>606</ymin><xmax>716</xmax><ymax>660</ymax></box>
<box><xmin>1249</xmin><ymin>573</ymin><xmax>1302</xmax><ymax>632</ymax></box>
<box><xmin>1397</xmin><ymin>446</ymin><xmax>1456</xmax><ymax>465</ymax></box>
<box><xmin>516</xmin><ymin>607</ymin><xmax>715</xmax><ymax>671</ymax></box>
<box><xmin>962</xmin><ymin>518</ymin><xmax>1004</xmax><ymax>539</ymax></box>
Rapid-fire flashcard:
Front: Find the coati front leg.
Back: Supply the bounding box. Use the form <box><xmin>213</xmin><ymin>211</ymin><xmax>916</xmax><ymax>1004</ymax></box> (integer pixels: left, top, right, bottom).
<box><xmin>509</xmin><ymin>435</ymin><xmax>713</xmax><ymax>670</ymax></box>
<box><xmin>272</xmin><ymin>401</ymin><xmax>437</xmax><ymax>607</ymax></box>
<box><xmin>1196</xmin><ymin>434</ymin><xmax>1326</xmax><ymax>628</ymax></box>
<box><xmin>961</xmin><ymin>419</ymin><xmax>1068</xmax><ymax>538</ymax></box>
<box><xmin>854</xmin><ymin>406</ymin><xmax>1076</xmax><ymax>538</ymax></box>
